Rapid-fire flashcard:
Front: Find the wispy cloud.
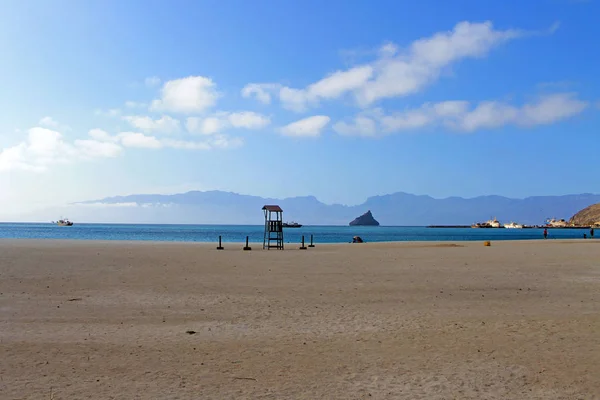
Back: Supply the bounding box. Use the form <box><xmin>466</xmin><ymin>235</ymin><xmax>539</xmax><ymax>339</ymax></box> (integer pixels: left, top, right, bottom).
<box><xmin>186</xmin><ymin>111</ymin><xmax>270</xmax><ymax>135</ymax></box>
<box><xmin>280</xmin><ymin>115</ymin><xmax>331</xmax><ymax>137</ymax></box>
<box><xmin>122</xmin><ymin>115</ymin><xmax>181</xmax><ymax>134</ymax></box>
<box><xmin>241</xmin><ymin>83</ymin><xmax>282</xmax><ymax>104</ymax></box>
<box><xmin>244</xmin><ymin>21</ymin><xmax>540</xmax><ymax>112</ymax></box>
<box><xmin>334</xmin><ymin>93</ymin><xmax>589</xmax><ymax>136</ymax></box>
<box><xmin>87</xmin><ymin>129</ymin><xmax>241</xmax><ymax>151</ymax></box>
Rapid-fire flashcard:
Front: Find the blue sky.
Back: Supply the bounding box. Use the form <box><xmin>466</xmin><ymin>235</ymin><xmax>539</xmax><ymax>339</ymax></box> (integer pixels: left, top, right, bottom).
<box><xmin>1</xmin><ymin>0</ymin><xmax>599</xmax><ymax>218</ymax></box>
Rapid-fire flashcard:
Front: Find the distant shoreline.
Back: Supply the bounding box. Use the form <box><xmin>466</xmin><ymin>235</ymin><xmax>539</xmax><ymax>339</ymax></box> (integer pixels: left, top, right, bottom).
<box><xmin>1</xmin><ymin>224</ymin><xmax>594</xmax><ymax>243</ymax></box>
<box><xmin>427</xmin><ymin>225</ymin><xmax>593</xmax><ymax>229</ymax></box>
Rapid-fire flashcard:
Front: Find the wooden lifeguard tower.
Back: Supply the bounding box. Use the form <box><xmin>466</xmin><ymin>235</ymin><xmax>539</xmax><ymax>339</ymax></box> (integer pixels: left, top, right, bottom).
<box><xmin>262</xmin><ymin>205</ymin><xmax>284</xmax><ymax>250</ymax></box>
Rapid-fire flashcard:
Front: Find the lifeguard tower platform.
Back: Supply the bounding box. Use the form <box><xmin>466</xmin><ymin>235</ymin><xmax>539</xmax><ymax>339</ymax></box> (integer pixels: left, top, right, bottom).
<box><xmin>262</xmin><ymin>205</ymin><xmax>284</xmax><ymax>250</ymax></box>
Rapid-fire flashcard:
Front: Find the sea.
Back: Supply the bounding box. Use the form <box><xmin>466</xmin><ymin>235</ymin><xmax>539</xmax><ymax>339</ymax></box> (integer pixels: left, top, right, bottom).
<box><xmin>0</xmin><ymin>223</ymin><xmax>592</xmax><ymax>243</ymax></box>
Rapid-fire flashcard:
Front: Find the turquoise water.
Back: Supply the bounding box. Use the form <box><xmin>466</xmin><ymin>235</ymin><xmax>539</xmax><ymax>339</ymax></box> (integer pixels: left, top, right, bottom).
<box><xmin>0</xmin><ymin>223</ymin><xmax>592</xmax><ymax>243</ymax></box>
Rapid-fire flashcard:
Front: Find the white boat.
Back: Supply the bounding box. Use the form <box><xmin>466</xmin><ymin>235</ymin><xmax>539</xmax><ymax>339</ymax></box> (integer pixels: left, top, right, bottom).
<box><xmin>545</xmin><ymin>218</ymin><xmax>568</xmax><ymax>227</ymax></box>
<box><xmin>472</xmin><ymin>217</ymin><xmax>502</xmax><ymax>228</ymax></box>
<box><xmin>54</xmin><ymin>217</ymin><xmax>73</xmax><ymax>226</ymax></box>
<box><xmin>504</xmin><ymin>222</ymin><xmax>523</xmax><ymax>229</ymax></box>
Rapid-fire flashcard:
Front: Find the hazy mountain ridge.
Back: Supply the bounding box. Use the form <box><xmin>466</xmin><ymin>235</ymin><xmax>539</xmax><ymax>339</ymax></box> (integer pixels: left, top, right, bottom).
<box><xmin>63</xmin><ymin>190</ymin><xmax>600</xmax><ymax>225</ymax></box>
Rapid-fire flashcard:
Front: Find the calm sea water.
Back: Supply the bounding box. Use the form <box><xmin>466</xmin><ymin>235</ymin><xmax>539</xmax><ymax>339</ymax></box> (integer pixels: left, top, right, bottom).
<box><xmin>0</xmin><ymin>223</ymin><xmax>591</xmax><ymax>243</ymax></box>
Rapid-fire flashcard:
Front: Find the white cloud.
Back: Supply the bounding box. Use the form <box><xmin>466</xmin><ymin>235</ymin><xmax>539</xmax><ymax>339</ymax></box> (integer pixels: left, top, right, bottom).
<box><xmin>357</xmin><ymin>21</ymin><xmax>522</xmax><ymax>106</ymax></box>
<box><xmin>336</xmin><ymin>93</ymin><xmax>589</xmax><ymax>136</ymax></box>
<box><xmin>228</xmin><ymin>111</ymin><xmax>270</xmax><ymax>129</ymax></box>
<box><xmin>456</xmin><ymin>93</ymin><xmax>587</xmax><ymax>132</ymax></box>
<box><xmin>186</xmin><ymin>116</ymin><xmax>227</xmax><ymax>135</ymax></box>
<box><xmin>0</xmin><ymin>127</ymin><xmax>121</xmax><ymax>172</ymax></box>
<box><xmin>333</xmin><ymin>115</ymin><xmax>378</xmax><ymax>137</ymax></box>
<box><xmin>380</xmin><ymin>108</ymin><xmax>436</xmax><ymax>132</ymax></box>
<box><xmin>88</xmin><ymin>129</ymin><xmax>115</xmax><ymax>142</ymax></box>
<box><xmin>145</xmin><ymin>76</ymin><xmax>161</xmax><ymax>87</ymax></box>
<box><xmin>279</xmin><ymin>87</ymin><xmax>310</xmax><ymax>113</ymax></box>
<box><xmin>309</xmin><ymin>66</ymin><xmax>375</xmax><ymax>100</ymax></box>
<box><xmin>38</xmin><ymin>117</ymin><xmax>71</xmax><ymax>131</ymax></box>
<box><xmin>209</xmin><ymin>134</ymin><xmax>244</xmax><ymax>149</ymax></box>
<box><xmin>278</xmin><ymin>66</ymin><xmax>374</xmax><ymax>112</ymax></box>
<box><xmin>90</xmin><ymin>128</ymin><xmax>240</xmax><ymax>151</ymax></box>
<box><xmin>122</xmin><ymin>115</ymin><xmax>180</xmax><ymax>134</ymax></box>
<box><xmin>249</xmin><ymin>21</ymin><xmax>528</xmax><ymax>111</ymax></box>
<box><xmin>162</xmin><ymin>139</ymin><xmax>212</xmax><ymax>150</ymax></box>
<box><xmin>95</xmin><ymin>108</ymin><xmax>121</xmax><ymax>117</ymax></box>
<box><xmin>150</xmin><ymin>76</ymin><xmax>219</xmax><ymax>114</ymax></box>
<box><xmin>73</xmin><ymin>139</ymin><xmax>123</xmax><ymax>159</ymax></box>
<box><xmin>241</xmin><ymin>83</ymin><xmax>282</xmax><ymax>104</ymax></box>
<box><xmin>280</xmin><ymin>115</ymin><xmax>330</xmax><ymax>137</ymax></box>
<box><xmin>186</xmin><ymin>111</ymin><xmax>270</xmax><ymax>135</ymax></box>
<box><xmin>457</xmin><ymin>102</ymin><xmax>519</xmax><ymax>131</ymax></box>
<box><xmin>116</xmin><ymin>132</ymin><xmax>163</xmax><ymax>149</ymax></box>
<box><xmin>518</xmin><ymin>93</ymin><xmax>588</xmax><ymax>126</ymax></box>
<box><xmin>39</xmin><ymin>116</ymin><xmax>59</xmax><ymax>128</ymax></box>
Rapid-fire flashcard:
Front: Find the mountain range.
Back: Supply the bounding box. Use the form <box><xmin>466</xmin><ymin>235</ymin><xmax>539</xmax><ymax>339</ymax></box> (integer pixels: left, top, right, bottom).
<box><xmin>39</xmin><ymin>190</ymin><xmax>600</xmax><ymax>226</ymax></box>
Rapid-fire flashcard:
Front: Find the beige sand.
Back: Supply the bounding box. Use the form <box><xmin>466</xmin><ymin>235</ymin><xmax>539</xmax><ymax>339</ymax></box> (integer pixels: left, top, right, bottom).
<box><xmin>1</xmin><ymin>239</ymin><xmax>599</xmax><ymax>399</ymax></box>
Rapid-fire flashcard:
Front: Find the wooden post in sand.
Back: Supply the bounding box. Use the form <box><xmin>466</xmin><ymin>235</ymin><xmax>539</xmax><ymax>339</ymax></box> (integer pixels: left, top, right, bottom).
<box><xmin>217</xmin><ymin>236</ymin><xmax>224</xmax><ymax>250</ymax></box>
<box><xmin>308</xmin><ymin>234</ymin><xmax>315</xmax><ymax>248</ymax></box>
<box><xmin>243</xmin><ymin>236</ymin><xmax>252</xmax><ymax>251</ymax></box>
<box><xmin>299</xmin><ymin>235</ymin><xmax>307</xmax><ymax>250</ymax></box>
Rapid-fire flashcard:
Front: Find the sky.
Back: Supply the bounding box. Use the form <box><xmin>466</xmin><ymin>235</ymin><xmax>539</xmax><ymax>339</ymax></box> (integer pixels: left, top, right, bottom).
<box><xmin>1</xmin><ymin>0</ymin><xmax>599</xmax><ymax>219</ymax></box>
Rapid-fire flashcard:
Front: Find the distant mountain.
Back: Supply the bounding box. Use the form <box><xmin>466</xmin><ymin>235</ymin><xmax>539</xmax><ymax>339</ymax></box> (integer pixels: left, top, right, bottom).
<box><xmin>569</xmin><ymin>203</ymin><xmax>600</xmax><ymax>227</ymax></box>
<box><xmin>52</xmin><ymin>190</ymin><xmax>600</xmax><ymax>226</ymax></box>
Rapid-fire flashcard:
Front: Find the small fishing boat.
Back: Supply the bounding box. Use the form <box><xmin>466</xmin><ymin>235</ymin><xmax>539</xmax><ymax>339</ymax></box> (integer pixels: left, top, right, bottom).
<box><xmin>282</xmin><ymin>221</ymin><xmax>302</xmax><ymax>228</ymax></box>
<box><xmin>55</xmin><ymin>218</ymin><xmax>73</xmax><ymax>226</ymax></box>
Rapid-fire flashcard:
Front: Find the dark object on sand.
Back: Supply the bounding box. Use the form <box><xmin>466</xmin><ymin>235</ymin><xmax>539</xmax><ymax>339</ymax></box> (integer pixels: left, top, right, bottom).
<box><xmin>243</xmin><ymin>236</ymin><xmax>251</xmax><ymax>251</ymax></box>
<box><xmin>299</xmin><ymin>235</ymin><xmax>307</xmax><ymax>250</ymax></box>
<box><xmin>186</xmin><ymin>330</ymin><xmax>196</xmax><ymax>335</ymax></box>
<box><xmin>352</xmin><ymin>236</ymin><xmax>364</xmax><ymax>243</ymax></box>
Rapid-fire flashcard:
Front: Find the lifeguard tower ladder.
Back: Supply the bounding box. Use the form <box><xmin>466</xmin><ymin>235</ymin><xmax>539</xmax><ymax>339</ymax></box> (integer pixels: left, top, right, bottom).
<box><xmin>262</xmin><ymin>205</ymin><xmax>284</xmax><ymax>250</ymax></box>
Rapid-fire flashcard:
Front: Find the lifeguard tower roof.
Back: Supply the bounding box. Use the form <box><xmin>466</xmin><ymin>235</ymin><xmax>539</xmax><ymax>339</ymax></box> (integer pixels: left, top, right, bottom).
<box><xmin>262</xmin><ymin>205</ymin><xmax>283</xmax><ymax>212</ymax></box>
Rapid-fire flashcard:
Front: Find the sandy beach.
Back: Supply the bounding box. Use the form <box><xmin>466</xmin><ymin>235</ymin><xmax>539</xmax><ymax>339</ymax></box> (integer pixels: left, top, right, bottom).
<box><xmin>1</xmin><ymin>239</ymin><xmax>599</xmax><ymax>399</ymax></box>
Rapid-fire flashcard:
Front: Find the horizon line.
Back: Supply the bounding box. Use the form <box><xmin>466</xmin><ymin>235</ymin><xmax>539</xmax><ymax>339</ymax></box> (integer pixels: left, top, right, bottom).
<box><xmin>75</xmin><ymin>190</ymin><xmax>600</xmax><ymax>208</ymax></box>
